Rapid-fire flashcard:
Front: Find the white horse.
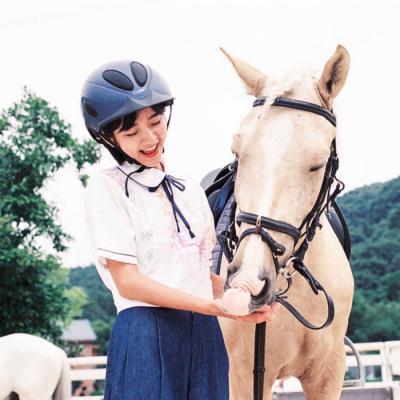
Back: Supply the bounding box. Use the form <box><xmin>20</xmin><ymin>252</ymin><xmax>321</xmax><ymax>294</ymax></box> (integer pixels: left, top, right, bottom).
<box><xmin>218</xmin><ymin>45</ymin><xmax>354</xmax><ymax>399</ymax></box>
<box><xmin>0</xmin><ymin>333</ymin><xmax>71</xmax><ymax>400</ymax></box>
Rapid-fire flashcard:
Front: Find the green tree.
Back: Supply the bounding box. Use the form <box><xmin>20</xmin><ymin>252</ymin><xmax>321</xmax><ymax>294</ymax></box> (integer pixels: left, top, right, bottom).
<box><xmin>338</xmin><ymin>175</ymin><xmax>400</xmax><ymax>342</ymax></box>
<box><xmin>347</xmin><ymin>292</ymin><xmax>400</xmax><ymax>342</ymax></box>
<box><xmin>69</xmin><ymin>265</ymin><xmax>116</xmax><ymax>354</ymax></box>
<box><xmin>0</xmin><ymin>89</ymin><xmax>100</xmax><ymax>342</ymax></box>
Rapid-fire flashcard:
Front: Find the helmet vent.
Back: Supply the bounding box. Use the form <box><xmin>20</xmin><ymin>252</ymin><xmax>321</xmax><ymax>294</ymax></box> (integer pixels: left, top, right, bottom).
<box><xmin>81</xmin><ymin>97</ymin><xmax>98</xmax><ymax>117</ymax></box>
<box><xmin>131</xmin><ymin>62</ymin><xmax>147</xmax><ymax>87</ymax></box>
<box><xmin>103</xmin><ymin>70</ymin><xmax>134</xmax><ymax>91</ymax></box>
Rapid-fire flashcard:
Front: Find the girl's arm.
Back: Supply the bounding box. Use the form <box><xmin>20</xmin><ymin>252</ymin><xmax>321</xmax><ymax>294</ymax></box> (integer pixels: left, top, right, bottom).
<box><xmin>106</xmin><ymin>258</ymin><xmax>237</xmax><ymax>319</ymax></box>
<box><xmin>107</xmin><ymin>258</ymin><xmax>279</xmax><ymax>322</ymax></box>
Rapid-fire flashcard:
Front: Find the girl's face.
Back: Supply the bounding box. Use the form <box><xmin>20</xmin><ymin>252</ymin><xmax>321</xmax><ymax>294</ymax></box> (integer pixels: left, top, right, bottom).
<box><xmin>113</xmin><ymin>107</ymin><xmax>167</xmax><ymax>170</ymax></box>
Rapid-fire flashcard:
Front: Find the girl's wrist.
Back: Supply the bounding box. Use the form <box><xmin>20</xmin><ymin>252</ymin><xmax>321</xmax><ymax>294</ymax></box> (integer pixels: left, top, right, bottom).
<box><xmin>210</xmin><ymin>299</ymin><xmax>224</xmax><ymax>317</ymax></box>
<box><xmin>207</xmin><ymin>298</ymin><xmax>237</xmax><ymax>319</ymax></box>
<box><xmin>194</xmin><ymin>296</ymin><xmax>238</xmax><ymax>319</ymax></box>
<box><xmin>197</xmin><ymin>298</ymin><xmax>222</xmax><ymax>316</ymax></box>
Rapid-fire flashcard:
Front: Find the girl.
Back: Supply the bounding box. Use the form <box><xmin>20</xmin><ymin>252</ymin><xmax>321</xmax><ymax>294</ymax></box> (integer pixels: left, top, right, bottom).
<box><xmin>81</xmin><ymin>60</ymin><xmax>278</xmax><ymax>399</ymax></box>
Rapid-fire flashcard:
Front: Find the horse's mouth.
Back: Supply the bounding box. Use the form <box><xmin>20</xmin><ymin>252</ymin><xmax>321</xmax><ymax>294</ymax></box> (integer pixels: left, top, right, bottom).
<box><xmin>250</xmin><ymin>285</ymin><xmax>276</xmax><ymax>312</ymax></box>
<box><xmin>223</xmin><ymin>277</ymin><xmax>276</xmax><ymax>315</ymax></box>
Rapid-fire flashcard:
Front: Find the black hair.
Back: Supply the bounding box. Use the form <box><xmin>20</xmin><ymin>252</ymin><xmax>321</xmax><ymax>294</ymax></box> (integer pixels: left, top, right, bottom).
<box><xmin>101</xmin><ymin>102</ymin><xmax>167</xmax><ymax>142</ymax></box>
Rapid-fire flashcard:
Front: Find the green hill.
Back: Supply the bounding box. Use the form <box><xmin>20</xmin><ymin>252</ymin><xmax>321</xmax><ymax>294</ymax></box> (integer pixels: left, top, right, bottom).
<box><xmin>338</xmin><ymin>176</ymin><xmax>400</xmax><ymax>341</ymax></box>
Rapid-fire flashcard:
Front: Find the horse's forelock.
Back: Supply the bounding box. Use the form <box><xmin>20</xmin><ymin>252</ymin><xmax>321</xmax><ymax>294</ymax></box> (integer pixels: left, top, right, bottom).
<box><xmin>261</xmin><ymin>70</ymin><xmax>318</xmax><ymax>102</ymax></box>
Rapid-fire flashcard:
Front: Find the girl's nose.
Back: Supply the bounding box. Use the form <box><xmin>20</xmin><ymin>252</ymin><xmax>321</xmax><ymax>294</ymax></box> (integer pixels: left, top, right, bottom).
<box><xmin>141</xmin><ymin>126</ymin><xmax>157</xmax><ymax>142</ymax></box>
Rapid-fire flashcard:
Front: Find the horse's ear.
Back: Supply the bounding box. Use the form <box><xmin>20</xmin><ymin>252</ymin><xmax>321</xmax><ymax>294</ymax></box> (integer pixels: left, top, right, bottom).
<box><xmin>220</xmin><ymin>47</ymin><xmax>267</xmax><ymax>97</ymax></box>
<box><xmin>317</xmin><ymin>45</ymin><xmax>350</xmax><ymax>109</ymax></box>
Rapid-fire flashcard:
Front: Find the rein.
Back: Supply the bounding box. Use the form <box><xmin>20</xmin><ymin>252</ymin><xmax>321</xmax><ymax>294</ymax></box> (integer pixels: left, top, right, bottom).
<box><xmin>217</xmin><ymin>95</ymin><xmax>345</xmax><ymax>400</ymax></box>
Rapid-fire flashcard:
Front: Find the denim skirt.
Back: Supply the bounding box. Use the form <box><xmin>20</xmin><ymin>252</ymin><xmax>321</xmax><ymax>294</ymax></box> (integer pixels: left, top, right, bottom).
<box><xmin>104</xmin><ymin>306</ymin><xmax>229</xmax><ymax>400</ymax></box>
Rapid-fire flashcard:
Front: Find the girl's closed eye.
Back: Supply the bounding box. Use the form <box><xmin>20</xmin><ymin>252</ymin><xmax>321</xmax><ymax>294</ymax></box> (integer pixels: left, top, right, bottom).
<box><xmin>151</xmin><ymin>117</ymin><xmax>162</xmax><ymax>126</ymax></box>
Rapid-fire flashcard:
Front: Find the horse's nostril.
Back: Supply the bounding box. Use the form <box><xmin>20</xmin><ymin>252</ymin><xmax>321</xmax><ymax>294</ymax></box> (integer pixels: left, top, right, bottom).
<box><xmin>257</xmin><ymin>268</ymin><xmax>277</xmax><ymax>282</ymax></box>
<box><xmin>258</xmin><ymin>270</ymin><xmax>268</xmax><ymax>281</ymax></box>
<box><xmin>227</xmin><ymin>263</ymin><xmax>240</xmax><ymax>274</ymax></box>
<box><xmin>225</xmin><ymin>267</ymin><xmax>243</xmax><ymax>291</ymax></box>
<box><xmin>251</xmin><ymin>279</ymin><xmax>270</xmax><ymax>302</ymax></box>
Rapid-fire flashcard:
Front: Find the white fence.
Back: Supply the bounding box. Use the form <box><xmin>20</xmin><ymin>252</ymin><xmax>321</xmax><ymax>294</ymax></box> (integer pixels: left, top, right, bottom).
<box><xmin>68</xmin><ymin>340</ymin><xmax>400</xmax><ymax>399</ymax></box>
<box><xmin>345</xmin><ymin>341</ymin><xmax>400</xmax><ymax>386</ymax></box>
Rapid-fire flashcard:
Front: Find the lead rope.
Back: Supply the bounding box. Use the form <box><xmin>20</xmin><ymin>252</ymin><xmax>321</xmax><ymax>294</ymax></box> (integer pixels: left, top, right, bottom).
<box><xmin>254</xmin><ymin>322</ymin><xmax>266</xmax><ymax>400</ymax></box>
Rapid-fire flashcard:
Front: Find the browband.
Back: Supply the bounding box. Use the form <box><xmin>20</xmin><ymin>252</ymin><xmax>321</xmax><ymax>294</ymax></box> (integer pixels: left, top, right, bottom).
<box><xmin>253</xmin><ymin>96</ymin><xmax>337</xmax><ymax>127</ymax></box>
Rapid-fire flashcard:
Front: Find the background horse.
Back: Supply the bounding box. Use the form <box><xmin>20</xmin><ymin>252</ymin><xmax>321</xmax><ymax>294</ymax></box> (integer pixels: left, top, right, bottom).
<box><xmin>218</xmin><ymin>46</ymin><xmax>354</xmax><ymax>399</ymax></box>
<box><xmin>0</xmin><ymin>333</ymin><xmax>70</xmax><ymax>400</ymax></box>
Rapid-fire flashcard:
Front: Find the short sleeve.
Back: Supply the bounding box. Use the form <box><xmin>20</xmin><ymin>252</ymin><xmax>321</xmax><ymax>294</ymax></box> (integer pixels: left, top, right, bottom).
<box><xmin>84</xmin><ymin>172</ymin><xmax>138</xmax><ymax>268</ymax></box>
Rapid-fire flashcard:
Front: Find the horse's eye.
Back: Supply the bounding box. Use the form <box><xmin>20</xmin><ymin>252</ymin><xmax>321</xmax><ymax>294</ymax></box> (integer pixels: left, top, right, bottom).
<box><xmin>309</xmin><ymin>163</ymin><xmax>324</xmax><ymax>172</ymax></box>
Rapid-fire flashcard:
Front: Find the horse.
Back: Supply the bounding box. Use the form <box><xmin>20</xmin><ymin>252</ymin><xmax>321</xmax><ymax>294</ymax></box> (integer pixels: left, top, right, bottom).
<box><xmin>217</xmin><ymin>45</ymin><xmax>354</xmax><ymax>400</ymax></box>
<box><xmin>0</xmin><ymin>333</ymin><xmax>71</xmax><ymax>400</ymax></box>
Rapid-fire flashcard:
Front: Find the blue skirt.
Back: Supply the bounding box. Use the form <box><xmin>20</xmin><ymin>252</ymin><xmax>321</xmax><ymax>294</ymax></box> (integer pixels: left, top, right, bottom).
<box><xmin>104</xmin><ymin>306</ymin><xmax>229</xmax><ymax>400</ymax></box>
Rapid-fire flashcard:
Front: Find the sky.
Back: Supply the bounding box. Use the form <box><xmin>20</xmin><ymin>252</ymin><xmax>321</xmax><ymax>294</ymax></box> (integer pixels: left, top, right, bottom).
<box><xmin>1</xmin><ymin>0</ymin><xmax>399</xmax><ymax>268</ymax></box>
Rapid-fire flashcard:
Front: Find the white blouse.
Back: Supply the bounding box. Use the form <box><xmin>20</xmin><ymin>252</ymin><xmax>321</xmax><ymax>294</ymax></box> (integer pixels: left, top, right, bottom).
<box><xmin>84</xmin><ymin>160</ymin><xmax>216</xmax><ymax>313</ymax></box>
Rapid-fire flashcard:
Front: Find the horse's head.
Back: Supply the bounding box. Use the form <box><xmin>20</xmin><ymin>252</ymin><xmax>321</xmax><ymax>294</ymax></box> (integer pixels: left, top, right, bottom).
<box><xmin>221</xmin><ymin>45</ymin><xmax>350</xmax><ymax>315</ymax></box>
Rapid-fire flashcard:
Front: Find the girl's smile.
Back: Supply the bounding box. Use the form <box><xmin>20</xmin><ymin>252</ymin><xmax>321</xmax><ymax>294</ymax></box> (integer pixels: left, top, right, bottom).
<box><xmin>141</xmin><ymin>142</ymin><xmax>160</xmax><ymax>157</ymax></box>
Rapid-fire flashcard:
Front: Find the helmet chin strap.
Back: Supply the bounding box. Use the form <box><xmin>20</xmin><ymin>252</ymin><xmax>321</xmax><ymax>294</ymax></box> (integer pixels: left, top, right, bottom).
<box><xmin>99</xmin><ymin>135</ymin><xmax>143</xmax><ymax>167</ymax></box>
<box><xmin>166</xmin><ymin>104</ymin><xmax>173</xmax><ymax>128</ymax></box>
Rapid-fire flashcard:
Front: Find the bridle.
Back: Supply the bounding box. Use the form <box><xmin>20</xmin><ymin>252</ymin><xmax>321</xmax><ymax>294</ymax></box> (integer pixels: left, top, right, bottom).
<box><xmin>217</xmin><ymin>94</ymin><xmax>345</xmax><ymax>400</ymax></box>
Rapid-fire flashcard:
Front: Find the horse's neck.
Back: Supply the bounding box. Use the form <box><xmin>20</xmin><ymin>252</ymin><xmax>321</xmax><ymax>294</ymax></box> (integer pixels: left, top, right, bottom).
<box><xmin>305</xmin><ymin>213</ymin><xmax>343</xmax><ymax>272</ymax></box>
<box><xmin>303</xmin><ymin>213</ymin><xmax>353</xmax><ymax>302</ymax></box>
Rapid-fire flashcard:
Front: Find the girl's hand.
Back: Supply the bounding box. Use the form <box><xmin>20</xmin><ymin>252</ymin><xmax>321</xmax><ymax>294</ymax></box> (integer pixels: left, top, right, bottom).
<box><xmin>237</xmin><ymin>302</ymin><xmax>280</xmax><ymax>323</ymax></box>
<box><xmin>210</xmin><ymin>298</ymin><xmax>240</xmax><ymax>320</ymax></box>
<box><xmin>209</xmin><ymin>273</ymin><xmax>280</xmax><ymax>323</ymax></box>
<box><xmin>210</xmin><ymin>299</ymin><xmax>280</xmax><ymax>323</ymax></box>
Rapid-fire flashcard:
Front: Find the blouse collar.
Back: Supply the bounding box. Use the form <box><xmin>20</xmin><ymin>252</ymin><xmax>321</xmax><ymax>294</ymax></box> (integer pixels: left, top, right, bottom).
<box><xmin>116</xmin><ymin>160</ymin><xmax>195</xmax><ymax>238</ymax></box>
<box><xmin>117</xmin><ymin>160</ymin><xmax>166</xmax><ymax>190</ymax></box>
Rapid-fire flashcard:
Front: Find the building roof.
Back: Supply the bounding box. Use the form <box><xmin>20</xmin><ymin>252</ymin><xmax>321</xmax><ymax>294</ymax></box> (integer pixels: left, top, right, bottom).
<box><xmin>61</xmin><ymin>319</ymin><xmax>97</xmax><ymax>342</ymax></box>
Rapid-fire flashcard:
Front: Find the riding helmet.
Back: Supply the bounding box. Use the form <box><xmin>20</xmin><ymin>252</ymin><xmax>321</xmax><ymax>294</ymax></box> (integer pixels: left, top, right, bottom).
<box><xmin>81</xmin><ymin>60</ymin><xmax>174</xmax><ymax>165</ymax></box>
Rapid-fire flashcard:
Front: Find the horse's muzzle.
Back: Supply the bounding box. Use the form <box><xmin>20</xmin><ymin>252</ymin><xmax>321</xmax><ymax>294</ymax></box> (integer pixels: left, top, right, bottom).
<box><xmin>249</xmin><ymin>279</ymin><xmax>276</xmax><ymax>311</ymax></box>
<box><xmin>223</xmin><ymin>272</ymin><xmax>276</xmax><ymax>315</ymax></box>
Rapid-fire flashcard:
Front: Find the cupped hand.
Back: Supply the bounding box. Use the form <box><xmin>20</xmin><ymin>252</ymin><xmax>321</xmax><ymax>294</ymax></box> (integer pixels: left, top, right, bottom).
<box><xmin>237</xmin><ymin>302</ymin><xmax>280</xmax><ymax>323</ymax></box>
